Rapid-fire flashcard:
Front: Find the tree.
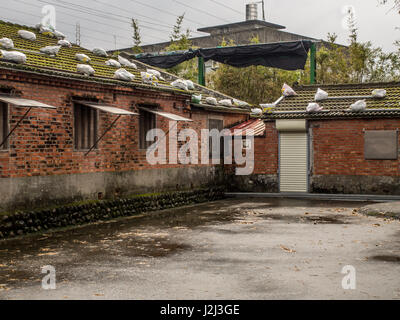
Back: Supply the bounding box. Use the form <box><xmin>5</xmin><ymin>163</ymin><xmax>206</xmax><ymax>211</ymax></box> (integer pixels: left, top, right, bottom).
<box><xmin>164</xmin><ymin>14</ymin><xmax>198</xmax><ymax>82</ymax></box>
<box><xmin>131</xmin><ymin>19</ymin><xmax>142</xmax><ymax>54</ymax></box>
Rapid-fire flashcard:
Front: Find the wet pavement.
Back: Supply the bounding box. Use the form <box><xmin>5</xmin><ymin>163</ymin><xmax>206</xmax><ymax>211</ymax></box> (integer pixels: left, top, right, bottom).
<box><xmin>0</xmin><ymin>198</ymin><xmax>399</xmax><ymax>300</ymax></box>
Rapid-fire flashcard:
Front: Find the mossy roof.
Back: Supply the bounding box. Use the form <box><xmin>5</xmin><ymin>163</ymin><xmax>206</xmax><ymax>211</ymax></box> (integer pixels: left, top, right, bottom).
<box><xmin>264</xmin><ymin>82</ymin><xmax>400</xmax><ymax>119</ymax></box>
<box><xmin>0</xmin><ymin>20</ymin><xmax>186</xmax><ymax>93</ymax></box>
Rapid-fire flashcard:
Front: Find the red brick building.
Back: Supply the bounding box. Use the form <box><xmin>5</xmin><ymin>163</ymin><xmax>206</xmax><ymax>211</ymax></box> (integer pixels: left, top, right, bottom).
<box><xmin>0</xmin><ymin>21</ymin><xmax>249</xmax><ymax>211</ymax></box>
<box><xmin>231</xmin><ymin>83</ymin><xmax>400</xmax><ymax>195</ymax></box>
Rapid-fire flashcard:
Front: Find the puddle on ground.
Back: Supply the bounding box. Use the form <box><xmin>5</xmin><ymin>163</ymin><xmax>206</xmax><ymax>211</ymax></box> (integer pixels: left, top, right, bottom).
<box><xmin>370</xmin><ymin>255</ymin><xmax>400</xmax><ymax>263</ymax></box>
<box><xmin>259</xmin><ymin>213</ymin><xmax>349</xmax><ymax>224</ymax></box>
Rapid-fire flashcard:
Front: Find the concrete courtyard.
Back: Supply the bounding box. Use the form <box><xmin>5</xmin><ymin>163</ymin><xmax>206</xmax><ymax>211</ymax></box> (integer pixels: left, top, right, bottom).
<box><xmin>0</xmin><ymin>198</ymin><xmax>399</xmax><ymax>300</ymax></box>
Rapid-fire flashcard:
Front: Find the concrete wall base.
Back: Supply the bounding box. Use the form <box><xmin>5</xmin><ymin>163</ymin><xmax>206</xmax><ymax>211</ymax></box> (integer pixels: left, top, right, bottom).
<box><xmin>0</xmin><ymin>166</ymin><xmax>222</xmax><ymax>212</ymax></box>
<box><xmin>311</xmin><ymin>175</ymin><xmax>400</xmax><ymax>195</ymax></box>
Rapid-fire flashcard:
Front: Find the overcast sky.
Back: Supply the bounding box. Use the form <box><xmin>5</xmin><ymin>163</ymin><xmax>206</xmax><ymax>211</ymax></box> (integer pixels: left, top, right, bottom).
<box><xmin>2</xmin><ymin>0</ymin><xmax>399</xmax><ymax>51</ymax></box>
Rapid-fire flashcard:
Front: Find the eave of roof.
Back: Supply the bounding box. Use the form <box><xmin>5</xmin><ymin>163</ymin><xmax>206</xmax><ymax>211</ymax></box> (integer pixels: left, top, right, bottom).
<box><xmin>191</xmin><ymin>103</ymin><xmax>250</xmax><ymax>114</ymax></box>
<box><xmin>197</xmin><ymin>20</ymin><xmax>286</xmax><ymax>33</ymax></box>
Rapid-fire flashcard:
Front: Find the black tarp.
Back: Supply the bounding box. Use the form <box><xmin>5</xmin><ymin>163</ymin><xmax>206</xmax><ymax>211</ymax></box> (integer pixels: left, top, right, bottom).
<box><xmin>133</xmin><ymin>40</ymin><xmax>313</xmax><ymax>71</ymax></box>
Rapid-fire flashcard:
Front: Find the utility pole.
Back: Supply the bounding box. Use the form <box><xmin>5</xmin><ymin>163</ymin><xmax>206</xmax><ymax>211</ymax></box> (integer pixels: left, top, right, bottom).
<box><xmin>261</xmin><ymin>0</ymin><xmax>266</xmax><ymax>21</ymax></box>
<box><xmin>75</xmin><ymin>22</ymin><xmax>81</xmax><ymax>46</ymax></box>
<box><xmin>310</xmin><ymin>42</ymin><xmax>317</xmax><ymax>84</ymax></box>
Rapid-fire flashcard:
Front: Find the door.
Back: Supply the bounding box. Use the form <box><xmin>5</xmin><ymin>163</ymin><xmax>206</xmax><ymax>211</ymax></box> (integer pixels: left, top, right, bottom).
<box><xmin>279</xmin><ymin>132</ymin><xmax>308</xmax><ymax>192</ymax></box>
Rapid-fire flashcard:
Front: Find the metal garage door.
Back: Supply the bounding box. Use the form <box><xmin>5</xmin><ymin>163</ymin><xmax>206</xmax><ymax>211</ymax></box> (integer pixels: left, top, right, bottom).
<box><xmin>279</xmin><ymin>132</ymin><xmax>308</xmax><ymax>192</ymax></box>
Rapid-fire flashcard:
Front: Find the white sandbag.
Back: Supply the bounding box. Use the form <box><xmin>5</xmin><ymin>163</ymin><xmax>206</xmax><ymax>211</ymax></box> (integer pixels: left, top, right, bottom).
<box><xmin>58</xmin><ymin>39</ymin><xmax>72</xmax><ymax>48</ymax></box>
<box><xmin>18</xmin><ymin>30</ymin><xmax>36</xmax><ymax>41</ymax></box>
<box><xmin>205</xmin><ymin>97</ymin><xmax>218</xmax><ymax>105</ymax></box>
<box><xmin>141</xmin><ymin>72</ymin><xmax>158</xmax><ymax>85</ymax></box>
<box><xmin>191</xmin><ymin>94</ymin><xmax>202</xmax><ymax>104</ymax></box>
<box><xmin>105</xmin><ymin>59</ymin><xmax>121</xmax><ymax>68</ymax></box>
<box><xmin>219</xmin><ymin>99</ymin><xmax>233</xmax><ymax>107</ymax></box>
<box><xmin>77</xmin><ymin>64</ymin><xmax>95</xmax><ymax>76</ymax></box>
<box><xmin>306</xmin><ymin>103</ymin><xmax>323</xmax><ymax>113</ymax></box>
<box><xmin>315</xmin><ymin>88</ymin><xmax>328</xmax><ymax>101</ymax></box>
<box><xmin>251</xmin><ymin>108</ymin><xmax>262</xmax><ymax>115</ymax></box>
<box><xmin>372</xmin><ymin>89</ymin><xmax>387</xmax><ymax>98</ymax></box>
<box><xmin>146</xmin><ymin>69</ymin><xmax>161</xmax><ymax>79</ymax></box>
<box><xmin>118</xmin><ymin>55</ymin><xmax>137</xmax><ymax>69</ymax></box>
<box><xmin>40</xmin><ymin>45</ymin><xmax>61</xmax><ymax>56</ymax></box>
<box><xmin>53</xmin><ymin>30</ymin><xmax>65</xmax><ymax>39</ymax></box>
<box><xmin>171</xmin><ymin>79</ymin><xmax>188</xmax><ymax>90</ymax></box>
<box><xmin>233</xmin><ymin>99</ymin><xmax>248</xmax><ymax>107</ymax></box>
<box><xmin>75</xmin><ymin>53</ymin><xmax>91</xmax><ymax>63</ymax></box>
<box><xmin>0</xmin><ymin>50</ymin><xmax>27</xmax><ymax>64</ymax></box>
<box><xmin>114</xmin><ymin>68</ymin><xmax>135</xmax><ymax>81</ymax></box>
<box><xmin>260</xmin><ymin>103</ymin><xmax>275</xmax><ymax>113</ymax></box>
<box><xmin>282</xmin><ymin>83</ymin><xmax>297</xmax><ymax>97</ymax></box>
<box><xmin>350</xmin><ymin>100</ymin><xmax>367</xmax><ymax>112</ymax></box>
<box><xmin>39</xmin><ymin>25</ymin><xmax>54</xmax><ymax>37</ymax></box>
<box><xmin>93</xmin><ymin>48</ymin><xmax>108</xmax><ymax>57</ymax></box>
<box><xmin>0</xmin><ymin>38</ymin><xmax>14</xmax><ymax>49</ymax></box>
<box><xmin>185</xmin><ymin>80</ymin><xmax>195</xmax><ymax>90</ymax></box>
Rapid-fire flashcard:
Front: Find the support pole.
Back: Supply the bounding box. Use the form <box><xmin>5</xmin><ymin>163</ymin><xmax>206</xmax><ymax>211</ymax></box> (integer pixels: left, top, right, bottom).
<box><xmin>85</xmin><ymin>115</ymin><xmax>121</xmax><ymax>156</ymax></box>
<box><xmin>198</xmin><ymin>56</ymin><xmax>205</xmax><ymax>86</ymax></box>
<box><xmin>310</xmin><ymin>42</ymin><xmax>317</xmax><ymax>84</ymax></box>
<box><xmin>0</xmin><ymin>107</ymin><xmax>32</xmax><ymax>149</ymax></box>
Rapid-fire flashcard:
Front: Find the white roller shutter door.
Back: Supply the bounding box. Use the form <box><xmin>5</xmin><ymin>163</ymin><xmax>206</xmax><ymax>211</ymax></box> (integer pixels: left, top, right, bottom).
<box><xmin>279</xmin><ymin>132</ymin><xmax>308</xmax><ymax>192</ymax></box>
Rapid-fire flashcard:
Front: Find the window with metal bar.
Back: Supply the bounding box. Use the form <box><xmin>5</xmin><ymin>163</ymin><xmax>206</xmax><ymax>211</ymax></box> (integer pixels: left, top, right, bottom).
<box><xmin>74</xmin><ymin>103</ymin><xmax>98</xmax><ymax>150</ymax></box>
<box><xmin>139</xmin><ymin>109</ymin><xmax>156</xmax><ymax>150</ymax></box>
<box><xmin>0</xmin><ymin>102</ymin><xmax>8</xmax><ymax>150</ymax></box>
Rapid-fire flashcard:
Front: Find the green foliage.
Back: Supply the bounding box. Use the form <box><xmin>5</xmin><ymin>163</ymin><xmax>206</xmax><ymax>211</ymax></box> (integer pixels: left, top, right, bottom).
<box><xmin>131</xmin><ymin>19</ymin><xmax>143</xmax><ymax>54</ymax></box>
<box><xmin>164</xmin><ymin>14</ymin><xmax>198</xmax><ymax>82</ymax></box>
<box><xmin>209</xmin><ymin>13</ymin><xmax>400</xmax><ymax>105</ymax></box>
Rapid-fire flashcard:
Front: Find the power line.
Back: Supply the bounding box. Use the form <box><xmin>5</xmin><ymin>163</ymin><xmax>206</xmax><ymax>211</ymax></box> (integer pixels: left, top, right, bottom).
<box><xmin>209</xmin><ymin>0</ymin><xmax>243</xmax><ymax>16</ymax></box>
<box><xmin>128</xmin><ymin>0</ymin><xmax>206</xmax><ymax>28</ymax></box>
<box><xmin>172</xmin><ymin>0</ymin><xmax>232</xmax><ymax>23</ymax></box>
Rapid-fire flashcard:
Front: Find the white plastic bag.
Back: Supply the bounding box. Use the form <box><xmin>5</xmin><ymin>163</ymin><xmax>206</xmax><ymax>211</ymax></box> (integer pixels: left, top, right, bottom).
<box><xmin>76</xmin><ymin>53</ymin><xmax>91</xmax><ymax>63</ymax></box>
<box><xmin>114</xmin><ymin>68</ymin><xmax>135</xmax><ymax>81</ymax></box>
<box><xmin>219</xmin><ymin>99</ymin><xmax>233</xmax><ymax>107</ymax></box>
<box><xmin>0</xmin><ymin>50</ymin><xmax>27</xmax><ymax>64</ymax></box>
<box><xmin>77</xmin><ymin>64</ymin><xmax>95</xmax><ymax>76</ymax></box>
<box><xmin>185</xmin><ymin>80</ymin><xmax>195</xmax><ymax>90</ymax></box>
<box><xmin>141</xmin><ymin>72</ymin><xmax>158</xmax><ymax>85</ymax></box>
<box><xmin>205</xmin><ymin>97</ymin><xmax>218</xmax><ymax>105</ymax></box>
<box><xmin>282</xmin><ymin>83</ymin><xmax>297</xmax><ymax>97</ymax></box>
<box><xmin>93</xmin><ymin>48</ymin><xmax>108</xmax><ymax>57</ymax></box>
<box><xmin>18</xmin><ymin>30</ymin><xmax>36</xmax><ymax>41</ymax></box>
<box><xmin>105</xmin><ymin>59</ymin><xmax>121</xmax><ymax>68</ymax></box>
<box><xmin>306</xmin><ymin>103</ymin><xmax>323</xmax><ymax>113</ymax></box>
<box><xmin>191</xmin><ymin>94</ymin><xmax>202</xmax><ymax>104</ymax></box>
<box><xmin>146</xmin><ymin>69</ymin><xmax>161</xmax><ymax>79</ymax></box>
<box><xmin>0</xmin><ymin>38</ymin><xmax>14</xmax><ymax>49</ymax></box>
<box><xmin>372</xmin><ymin>89</ymin><xmax>387</xmax><ymax>98</ymax></box>
<box><xmin>251</xmin><ymin>108</ymin><xmax>262</xmax><ymax>115</ymax></box>
<box><xmin>58</xmin><ymin>39</ymin><xmax>72</xmax><ymax>48</ymax></box>
<box><xmin>40</xmin><ymin>45</ymin><xmax>61</xmax><ymax>56</ymax></box>
<box><xmin>53</xmin><ymin>30</ymin><xmax>65</xmax><ymax>39</ymax></box>
<box><xmin>233</xmin><ymin>99</ymin><xmax>248</xmax><ymax>107</ymax></box>
<box><xmin>315</xmin><ymin>88</ymin><xmax>328</xmax><ymax>101</ymax></box>
<box><xmin>118</xmin><ymin>55</ymin><xmax>137</xmax><ymax>69</ymax></box>
<box><xmin>260</xmin><ymin>103</ymin><xmax>275</xmax><ymax>113</ymax></box>
<box><xmin>171</xmin><ymin>79</ymin><xmax>188</xmax><ymax>90</ymax></box>
<box><xmin>350</xmin><ymin>100</ymin><xmax>367</xmax><ymax>112</ymax></box>
<box><xmin>39</xmin><ymin>25</ymin><xmax>54</xmax><ymax>37</ymax></box>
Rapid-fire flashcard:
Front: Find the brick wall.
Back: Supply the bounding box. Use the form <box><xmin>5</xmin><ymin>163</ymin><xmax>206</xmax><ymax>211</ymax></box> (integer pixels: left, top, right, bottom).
<box><xmin>311</xmin><ymin>119</ymin><xmax>400</xmax><ymax>177</ymax></box>
<box><xmin>0</xmin><ymin>68</ymin><xmax>247</xmax><ymax>179</ymax></box>
<box><xmin>253</xmin><ymin>121</ymin><xmax>278</xmax><ymax>175</ymax></box>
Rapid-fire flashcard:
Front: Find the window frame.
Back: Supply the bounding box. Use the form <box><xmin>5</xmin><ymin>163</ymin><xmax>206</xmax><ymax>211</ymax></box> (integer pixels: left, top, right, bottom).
<box><xmin>139</xmin><ymin>108</ymin><xmax>157</xmax><ymax>150</ymax></box>
<box><xmin>0</xmin><ymin>101</ymin><xmax>9</xmax><ymax>151</ymax></box>
<box><xmin>73</xmin><ymin>102</ymin><xmax>99</xmax><ymax>151</ymax></box>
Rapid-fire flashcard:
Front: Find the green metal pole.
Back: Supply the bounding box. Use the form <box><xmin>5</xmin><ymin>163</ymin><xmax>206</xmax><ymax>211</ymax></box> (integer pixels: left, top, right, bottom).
<box><xmin>198</xmin><ymin>56</ymin><xmax>205</xmax><ymax>86</ymax></box>
<box><xmin>310</xmin><ymin>42</ymin><xmax>317</xmax><ymax>84</ymax></box>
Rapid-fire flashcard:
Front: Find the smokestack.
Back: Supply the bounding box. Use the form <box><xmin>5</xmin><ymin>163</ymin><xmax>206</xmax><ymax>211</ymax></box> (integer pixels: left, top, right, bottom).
<box><xmin>246</xmin><ymin>3</ymin><xmax>258</xmax><ymax>21</ymax></box>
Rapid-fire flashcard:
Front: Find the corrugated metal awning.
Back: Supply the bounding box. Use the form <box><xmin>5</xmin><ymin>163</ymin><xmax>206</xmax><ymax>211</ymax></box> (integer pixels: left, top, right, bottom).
<box><xmin>0</xmin><ymin>96</ymin><xmax>56</xmax><ymax>109</ymax></box>
<box><xmin>139</xmin><ymin>107</ymin><xmax>192</xmax><ymax>122</ymax></box>
<box><xmin>230</xmin><ymin>119</ymin><xmax>266</xmax><ymax>136</ymax></box>
<box><xmin>78</xmin><ymin>102</ymin><xmax>138</xmax><ymax>115</ymax></box>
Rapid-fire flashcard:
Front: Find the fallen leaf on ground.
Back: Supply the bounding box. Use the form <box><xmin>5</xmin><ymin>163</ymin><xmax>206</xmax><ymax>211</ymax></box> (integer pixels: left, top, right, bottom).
<box><xmin>38</xmin><ymin>252</ymin><xmax>58</xmax><ymax>256</ymax></box>
<box><xmin>280</xmin><ymin>245</ymin><xmax>296</xmax><ymax>253</ymax></box>
<box><xmin>94</xmin><ymin>293</ymin><xmax>104</xmax><ymax>296</ymax></box>
<box><xmin>373</xmin><ymin>224</ymin><xmax>381</xmax><ymax>227</ymax></box>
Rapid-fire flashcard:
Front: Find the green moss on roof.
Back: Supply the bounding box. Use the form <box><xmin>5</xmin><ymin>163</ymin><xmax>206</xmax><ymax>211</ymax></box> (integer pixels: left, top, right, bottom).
<box><xmin>0</xmin><ymin>20</ymin><xmax>179</xmax><ymax>90</ymax></box>
<box><xmin>275</xmin><ymin>83</ymin><xmax>400</xmax><ymax>112</ymax></box>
